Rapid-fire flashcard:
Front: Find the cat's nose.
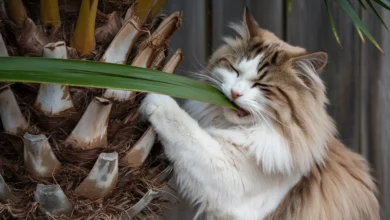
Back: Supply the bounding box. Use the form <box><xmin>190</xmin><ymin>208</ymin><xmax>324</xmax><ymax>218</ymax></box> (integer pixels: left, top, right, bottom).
<box><xmin>231</xmin><ymin>90</ymin><xmax>243</xmax><ymax>100</ymax></box>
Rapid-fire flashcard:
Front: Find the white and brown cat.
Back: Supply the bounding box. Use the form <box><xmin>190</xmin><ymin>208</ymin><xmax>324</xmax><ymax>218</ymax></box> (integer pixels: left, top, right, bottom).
<box><xmin>139</xmin><ymin>8</ymin><xmax>379</xmax><ymax>220</ymax></box>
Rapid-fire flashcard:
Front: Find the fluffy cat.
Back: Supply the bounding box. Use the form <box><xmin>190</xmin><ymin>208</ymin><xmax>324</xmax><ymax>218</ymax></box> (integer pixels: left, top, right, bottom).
<box><xmin>139</xmin><ymin>8</ymin><xmax>380</xmax><ymax>220</ymax></box>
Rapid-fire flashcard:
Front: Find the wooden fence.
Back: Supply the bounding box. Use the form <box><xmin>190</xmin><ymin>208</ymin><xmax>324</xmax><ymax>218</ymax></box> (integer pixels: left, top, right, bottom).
<box><xmin>163</xmin><ymin>0</ymin><xmax>390</xmax><ymax>219</ymax></box>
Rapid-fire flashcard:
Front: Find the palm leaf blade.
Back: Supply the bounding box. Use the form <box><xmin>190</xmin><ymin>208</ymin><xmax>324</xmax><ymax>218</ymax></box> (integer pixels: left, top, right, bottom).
<box><xmin>373</xmin><ymin>0</ymin><xmax>390</xmax><ymax>10</ymax></box>
<box><xmin>366</xmin><ymin>0</ymin><xmax>389</xmax><ymax>30</ymax></box>
<box><xmin>334</xmin><ymin>0</ymin><xmax>383</xmax><ymax>52</ymax></box>
<box><xmin>0</xmin><ymin>57</ymin><xmax>235</xmax><ymax>109</ymax></box>
<box><xmin>324</xmin><ymin>0</ymin><xmax>342</xmax><ymax>46</ymax></box>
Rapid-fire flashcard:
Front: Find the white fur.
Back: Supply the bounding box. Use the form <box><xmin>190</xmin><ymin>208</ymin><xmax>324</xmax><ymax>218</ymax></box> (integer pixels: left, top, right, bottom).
<box><xmin>139</xmin><ymin>57</ymin><xmax>302</xmax><ymax>219</ymax></box>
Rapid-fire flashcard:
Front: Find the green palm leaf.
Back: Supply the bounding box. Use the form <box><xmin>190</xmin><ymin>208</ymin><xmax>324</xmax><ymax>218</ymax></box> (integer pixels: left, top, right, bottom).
<box><xmin>0</xmin><ymin>57</ymin><xmax>235</xmax><ymax>109</ymax></box>
<box><xmin>373</xmin><ymin>0</ymin><xmax>390</xmax><ymax>10</ymax></box>
<box><xmin>324</xmin><ymin>0</ymin><xmax>342</xmax><ymax>46</ymax></box>
<box><xmin>287</xmin><ymin>0</ymin><xmax>293</xmax><ymax>15</ymax></box>
<box><xmin>358</xmin><ymin>0</ymin><xmax>367</xmax><ymax>9</ymax></box>
<box><xmin>366</xmin><ymin>0</ymin><xmax>389</xmax><ymax>30</ymax></box>
<box><xmin>334</xmin><ymin>0</ymin><xmax>383</xmax><ymax>52</ymax></box>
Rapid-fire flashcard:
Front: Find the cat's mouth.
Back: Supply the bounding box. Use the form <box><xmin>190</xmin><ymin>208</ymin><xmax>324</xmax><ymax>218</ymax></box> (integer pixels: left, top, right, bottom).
<box><xmin>235</xmin><ymin>107</ymin><xmax>250</xmax><ymax>117</ymax></box>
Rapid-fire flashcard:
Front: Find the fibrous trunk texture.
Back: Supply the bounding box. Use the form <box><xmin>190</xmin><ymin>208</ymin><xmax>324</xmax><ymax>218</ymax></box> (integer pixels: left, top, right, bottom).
<box><xmin>0</xmin><ymin>0</ymin><xmax>182</xmax><ymax>219</ymax></box>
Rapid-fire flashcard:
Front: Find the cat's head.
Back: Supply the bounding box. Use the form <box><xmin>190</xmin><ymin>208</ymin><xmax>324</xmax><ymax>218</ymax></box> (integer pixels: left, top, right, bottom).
<box><xmin>207</xmin><ymin>8</ymin><xmax>329</xmax><ymax>127</ymax></box>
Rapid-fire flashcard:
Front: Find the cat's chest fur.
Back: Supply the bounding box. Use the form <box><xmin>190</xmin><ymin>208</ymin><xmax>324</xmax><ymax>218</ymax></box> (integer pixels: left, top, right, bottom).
<box><xmin>181</xmin><ymin>101</ymin><xmax>302</xmax><ymax>219</ymax></box>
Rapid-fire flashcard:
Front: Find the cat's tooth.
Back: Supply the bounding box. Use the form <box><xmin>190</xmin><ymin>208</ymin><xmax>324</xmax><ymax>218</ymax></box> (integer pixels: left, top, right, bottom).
<box><xmin>75</xmin><ymin>152</ymin><xmax>119</xmax><ymax>199</ymax></box>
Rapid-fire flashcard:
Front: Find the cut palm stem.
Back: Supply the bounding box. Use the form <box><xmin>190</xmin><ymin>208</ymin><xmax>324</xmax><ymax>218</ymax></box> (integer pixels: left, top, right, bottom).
<box><xmin>163</xmin><ymin>49</ymin><xmax>183</xmax><ymax>73</ymax></box>
<box><xmin>34</xmin><ymin>184</ymin><xmax>73</xmax><ymax>216</ymax></box>
<box><xmin>150</xmin><ymin>48</ymin><xmax>167</xmax><ymax>70</ymax></box>
<box><xmin>75</xmin><ymin>152</ymin><xmax>118</xmax><ymax>199</ymax></box>
<box><xmin>121</xmin><ymin>190</ymin><xmax>159</xmax><ymax>219</ymax></box>
<box><xmin>103</xmin><ymin>39</ymin><xmax>156</xmax><ymax>102</ymax></box>
<box><xmin>71</xmin><ymin>0</ymin><xmax>99</xmax><ymax>55</ymax></box>
<box><xmin>131</xmin><ymin>45</ymin><xmax>156</xmax><ymax>69</ymax></box>
<box><xmin>0</xmin><ymin>34</ymin><xmax>9</xmax><ymax>56</ymax></box>
<box><xmin>132</xmin><ymin>0</ymin><xmax>156</xmax><ymax>24</ymax></box>
<box><xmin>40</xmin><ymin>0</ymin><xmax>61</xmax><ymax>33</ymax></box>
<box><xmin>111</xmin><ymin>12</ymin><xmax>182</xmax><ymax>102</ymax></box>
<box><xmin>0</xmin><ymin>86</ymin><xmax>28</xmax><ymax>135</ymax></box>
<box><xmin>0</xmin><ymin>174</ymin><xmax>17</xmax><ymax>203</ymax></box>
<box><xmin>100</xmin><ymin>18</ymin><xmax>142</xmax><ymax>64</ymax></box>
<box><xmin>154</xmin><ymin>165</ymin><xmax>173</xmax><ymax>184</ymax></box>
<box><xmin>65</xmin><ymin>97</ymin><xmax>112</xmax><ymax>149</ymax></box>
<box><xmin>121</xmin><ymin>127</ymin><xmax>156</xmax><ymax>167</ymax></box>
<box><xmin>7</xmin><ymin>0</ymin><xmax>27</xmax><ymax>26</ymax></box>
<box><xmin>95</xmin><ymin>11</ymin><xmax>122</xmax><ymax>45</ymax></box>
<box><xmin>23</xmin><ymin>133</ymin><xmax>61</xmax><ymax>178</ymax></box>
<box><xmin>129</xmin><ymin>12</ymin><xmax>181</xmax><ymax>68</ymax></box>
<box><xmin>150</xmin><ymin>12</ymin><xmax>182</xmax><ymax>47</ymax></box>
<box><xmin>34</xmin><ymin>42</ymin><xmax>75</xmax><ymax>117</ymax></box>
<box><xmin>101</xmin><ymin>18</ymin><xmax>143</xmax><ymax>102</ymax></box>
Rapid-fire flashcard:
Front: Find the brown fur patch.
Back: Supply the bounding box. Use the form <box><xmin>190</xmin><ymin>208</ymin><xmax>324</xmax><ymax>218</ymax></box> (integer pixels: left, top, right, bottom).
<box><xmin>264</xmin><ymin>139</ymin><xmax>379</xmax><ymax>220</ymax></box>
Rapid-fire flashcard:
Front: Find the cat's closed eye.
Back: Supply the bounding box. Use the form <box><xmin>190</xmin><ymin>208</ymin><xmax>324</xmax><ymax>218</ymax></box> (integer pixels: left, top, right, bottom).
<box><xmin>218</xmin><ymin>58</ymin><xmax>240</xmax><ymax>77</ymax></box>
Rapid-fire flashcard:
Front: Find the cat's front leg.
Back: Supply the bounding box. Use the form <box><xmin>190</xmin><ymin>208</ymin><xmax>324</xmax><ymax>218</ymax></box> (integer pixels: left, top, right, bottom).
<box><xmin>138</xmin><ymin>93</ymin><xmax>212</xmax><ymax>151</ymax></box>
<box><xmin>139</xmin><ymin>94</ymin><xmax>245</xmax><ymax>199</ymax></box>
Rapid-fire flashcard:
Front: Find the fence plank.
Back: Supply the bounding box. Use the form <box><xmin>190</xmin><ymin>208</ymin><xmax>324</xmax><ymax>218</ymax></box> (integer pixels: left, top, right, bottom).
<box><xmin>163</xmin><ymin>0</ymin><xmax>208</xmax><ymax>76</ymax></box>
<box><xmin>245</xmin><ymin>0</ymin><xmax>284</xmax><ymax>38</ymax></box>
<box><xmin>287</xmin><ymin>0</ymin><xmax>361</xmax><ymax>151</ymax></box>
<box><xmin>211</xmin><ymin>0</ymin><xmax>284</xmax><ymax>50</ymax></box>
<box><xmin>361</xmin><ymin>7</ymin><xmax>390</xmax><ymax>219</ymax></box>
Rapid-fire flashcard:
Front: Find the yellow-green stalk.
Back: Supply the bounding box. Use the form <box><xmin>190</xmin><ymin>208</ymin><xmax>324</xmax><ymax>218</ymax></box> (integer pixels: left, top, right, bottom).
<box><xmin>40</xmin><ymin>0</ymin><xmax>61</xmax><ymax>31</ymax></box>
<box><xmin>151</xmin><ymin>0</ymin><xmax>167</xmax><ymax>18</ymax></box>
<box><xmin>71</xmin><ymin>0</ymin><xmax>99</xmax><ymax>55</ymax></box>
<box><xmin>132</xmin><ymin>0</ymin><xmax>155</xmax><ymax>23</ymax></box>
<box><xmin>7</xmin><ymin>0</ymin><xmax>27</xmax><ymax>25</ymax></box>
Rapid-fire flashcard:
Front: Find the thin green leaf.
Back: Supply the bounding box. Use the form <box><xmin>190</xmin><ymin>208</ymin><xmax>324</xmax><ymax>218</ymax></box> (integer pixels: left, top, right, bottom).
<box><xmin>334</xmin><ymin>0</ymin><xmax>383</xmax><ymax>52</ymax></box>
<box><xmin>324</xmin><ymin>0</ymin><xmax>342</xmax><ymax>47</ymax></box>
<box><xmin>358</xmin><ymin>0</ymin><xmax>367</xmax><ymax>9</ymax></box>
<box><xmin>366</xmin><ymin>0</ymin><xmax>389</xmax><ymax>30</ymax></box>
<box><xmin>373</xmin><ymin>0</ymin><xmax>390</xmax><ymax>10</ymax></box>
<box><xmin>287</xmin><ymin>0</ymin><xmax>292</xmax><ymax>15</ymax></box>
<box><xmin>355</xmin><ymin>25</ymin><xmax>366</xmax><ymax>43</ymax></box>
<box><xmin>0</xmin><ymin>57</ymin><xmax>236</xmax><ymax>109</ymax></box>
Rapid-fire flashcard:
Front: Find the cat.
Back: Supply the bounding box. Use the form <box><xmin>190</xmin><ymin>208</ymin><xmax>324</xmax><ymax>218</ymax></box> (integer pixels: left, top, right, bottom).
<box><xmin>139</xmin><ymin>7</ymin><xmax>380</xmax><ymax>220</ymax></box>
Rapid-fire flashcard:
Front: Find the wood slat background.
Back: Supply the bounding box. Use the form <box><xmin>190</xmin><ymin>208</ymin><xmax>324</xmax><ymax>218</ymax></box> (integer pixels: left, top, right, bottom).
<box><xmin>162</xmin><ymin>0</ymin><xmax>389</xmax><ymax>219</ymax></box>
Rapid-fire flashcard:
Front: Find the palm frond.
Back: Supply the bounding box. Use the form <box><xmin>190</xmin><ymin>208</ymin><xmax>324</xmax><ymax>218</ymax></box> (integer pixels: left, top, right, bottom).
<box><xmin>0</xmin><ymin>57</ymin><xmax>235</xmax><ymax>109</ymax></box>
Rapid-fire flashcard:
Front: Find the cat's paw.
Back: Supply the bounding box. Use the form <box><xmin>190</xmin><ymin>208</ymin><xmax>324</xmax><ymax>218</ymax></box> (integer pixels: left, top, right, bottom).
<box><xmin>139</xmin><ymin>93</ymin><xmax>177</xmax><ymax>120</ymax></box>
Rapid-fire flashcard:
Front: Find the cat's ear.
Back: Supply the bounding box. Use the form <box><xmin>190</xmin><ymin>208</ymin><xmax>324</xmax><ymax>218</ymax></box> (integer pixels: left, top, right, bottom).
<box><xmin>294</xmin><ymin>51</ymin><xmax>328</xmax><ymax>73</ymax></box>
<box><xmin>243</xmin><ymin>7</ymin><xmax>260</xmax><ymax>38</ymax></box>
